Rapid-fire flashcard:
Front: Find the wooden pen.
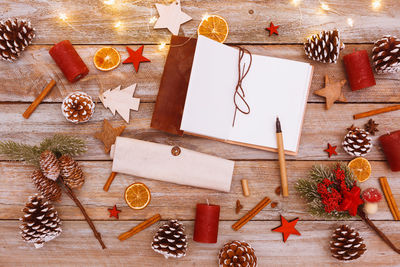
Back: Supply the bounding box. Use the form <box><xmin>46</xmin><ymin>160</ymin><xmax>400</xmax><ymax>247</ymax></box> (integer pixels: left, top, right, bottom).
<box><xmin>276</xmin><ymin>117</ymin><xmax>288</xmax><ymax>197</ymax></box>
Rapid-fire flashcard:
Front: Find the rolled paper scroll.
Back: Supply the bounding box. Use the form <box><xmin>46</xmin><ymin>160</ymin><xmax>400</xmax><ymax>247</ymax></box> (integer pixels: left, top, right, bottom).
<box><xmin>49</xmin><ymin>40</ymin><xmax>89</xmax><ymax>83</ymax></box>
<box><xmin>110</xmin><ymin>137</ymin><xmax>234</xmax><ymax>192</ymax></box>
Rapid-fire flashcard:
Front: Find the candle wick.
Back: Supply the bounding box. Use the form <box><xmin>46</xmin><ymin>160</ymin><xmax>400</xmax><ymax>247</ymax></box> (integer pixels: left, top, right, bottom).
<box><xmin>206</xmin><ymin>199</ymin><xmax>209</xmax><ymax>205</ymax></box>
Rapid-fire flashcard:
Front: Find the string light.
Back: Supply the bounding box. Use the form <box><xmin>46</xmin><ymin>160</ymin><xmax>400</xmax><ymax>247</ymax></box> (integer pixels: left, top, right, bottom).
<box><xmin>149</xmin><ymin>16</ymin><xmax>157</xmax><ymax>24</ymax></box>
<box><xmin>114</xmin><ymin>21</ymin><xmax>122</xmax><ymax>28</ymax></box>
<box><xmin>59</xmin><ymin>13</ymin><xmax>68</xmax><ymax>21</ymax></box>
<box><xmin>158</xmin><ymin>42</ymin><xmax>166</xmax><ymax>50</ymax></box>
<box><xmin>320</xmin><ymin>2</ymin><xmax>330</xmax><ymax>11</ymax></box>
<box><xmin>104</xmin><ymin>0</ymin><xmax>115</xmax><ymax>5</ymax></box>
<box><xmin>291</xmin><ymin>0</ymin><xmax>301</xmax><ymax>6</ymax></box>
<box><xmin>202</xmin><ymin>14</ymin><xmax>210</xmax><ymax>21</ymax></box>
<box><xmin>372</xmin><ymin>0</ymin><xmax>381</xmax><ymax>10</ymax></box>
<box><xmin>347</xmin><ymin>18</ymin><xmax>354</xmax><ymax>27</ymax></box>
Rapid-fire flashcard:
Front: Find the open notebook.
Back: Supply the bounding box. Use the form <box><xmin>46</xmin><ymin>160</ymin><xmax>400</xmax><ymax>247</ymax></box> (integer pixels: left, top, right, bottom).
<box><xmin>180</xmin><ymin>36</ymin><xmax>313</xmax><ymax>155</ymax></box>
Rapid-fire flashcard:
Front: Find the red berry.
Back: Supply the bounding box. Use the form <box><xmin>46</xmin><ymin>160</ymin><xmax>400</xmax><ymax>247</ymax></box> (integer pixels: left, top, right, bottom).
<box><xmin>362</xmin><ymin>188</ymin><xmax>382</xmax><ymax>203</ymax></box>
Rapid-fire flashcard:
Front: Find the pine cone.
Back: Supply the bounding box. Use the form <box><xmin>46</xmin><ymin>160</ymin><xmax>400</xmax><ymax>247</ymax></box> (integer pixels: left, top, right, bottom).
<box><xmin>19</xmin><ymin>194</ymin><xmax>62</xmax><ymax>248</ymax></box>
<box><xmin>61</xmin><ymin>92</ymin><xmax>95</xmax><ymax>123</ymax></box>
<box><xmin>304</xmin><ymin>29</ymin><xmax>345</xmax><ymax>64</ymax></box>
<box><xmin>59</xmin><ymin>155</ymin><xmax>85</xmax><ymax>189</ymax></box>
<box><xmin>31</xmin><ymin>170</ymin><xmax>62</xmax><ymax>202</ymax></box>
<box><xmin>342</xmin><ymin>127</ymin><xmax>372</xmax><ymax>157</ymax></box>
<box><xmin>0</xmin><ymin>18</ymin><xmax>35</xmax><ymax>62</ymax></box>
<box><xmin>39</xmin><ymin>150</ymin><xmax>61</xmax><ymax>181</ymax></box>
<box><xmin>330</xmin><ymin>225</ymin><xmax>366</xmax><ymax>261</ymax></box>
<box><xmin>218</xmin><ymin>240</ymin><xmax>257</xmax><ymax>267</ymax></box>
<box><xmin>372</xmin><ymin>35</ymin><xmax>400</xmax><ymax>74</ymax></box>
<box><xmin>151</xmin><ymin>220</ymin><xmax>187</xmax><ymax>259</ymax></box>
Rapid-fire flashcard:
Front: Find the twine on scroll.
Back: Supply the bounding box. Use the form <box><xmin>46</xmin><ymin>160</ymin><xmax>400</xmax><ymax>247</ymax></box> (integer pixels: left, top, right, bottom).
<box><xmin>232</xmin><ymin>46</ymin><xmax>252</xmax><ymax>127</ymax></box>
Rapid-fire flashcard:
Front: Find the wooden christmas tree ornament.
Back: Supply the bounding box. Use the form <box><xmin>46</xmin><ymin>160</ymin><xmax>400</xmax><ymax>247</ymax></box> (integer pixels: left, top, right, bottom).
<box><xmin>99</xmin><ymin>84</ymin><xmax>140</xmax><ymax>123</ymax></box>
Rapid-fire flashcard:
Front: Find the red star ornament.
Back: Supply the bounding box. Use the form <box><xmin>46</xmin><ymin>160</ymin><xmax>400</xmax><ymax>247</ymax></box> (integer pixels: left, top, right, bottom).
<box><xmin>324</xmin><ymin>143</ymin><xmax>337</xmax><ymax>158</ymax></box>
<box><xmin>272</xmin><ymin>215</ymin><xmax>301</xmax><ymax>242</ymax></box>
<box><xmin>108</xmin><ymin>205</ymin><xmax>121</xmax><ymax>219</ymax></box>
<box><xmin>338</xmin><ymin>186</ymin><xmax>364</xmax><ymax>216</ymax></box>
<box><xmin>266</xmin><ymin>22</ymin><xmax>279</xmax><ymax>36</ymax></box>
<box><xmin>123</xmin><ymin>46</ymin><xmax>151</xmax><ymax>72</ymax></box>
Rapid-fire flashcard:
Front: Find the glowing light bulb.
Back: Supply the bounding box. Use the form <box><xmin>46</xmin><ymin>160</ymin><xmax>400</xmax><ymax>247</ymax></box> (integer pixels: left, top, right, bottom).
<box><xmin>104</xmin><ymin>0</ymin><xmax>115</xmax><ymax>5</ymax></box>
<box><xmin>149</xmin><ymin>16</ymin><xmax>157</xmax><ymax>24</ymax></box>
<box><xmin>347</xmin><ymin>18</ymin><xmax>354</xmax><ymax>27</ymax></box>
<box><xmin>372</xmin><ymin>0</ymin><xmax>381</xmax><ymax>10</ymax></box>
<box><xmin>291</xmin><ymin>0</ymin><xmax>301</xmax><ymax>6</ymax></box>
<box><xmin>202</xmin><ymin>14</ymin><xmax>210</xmax><ymax>21</ymax></box>
<box><xmin>114</xmin><ymin>21</ymin><xmax>122</xmax><ymax>28</ymax></box>
<box><xmin>158</xmin><ymin>42</ymin><xmax>166</xmax><ymax>50</ymax></box>
<box><xmin>320</xmin><ymin>2</ymin><xmax>330</xmax><ymax>11</ymax></box>
<box><xmin>59</xmin><ymin>13</ymin><xmax>68</xmax><ymax>21</ymax></box>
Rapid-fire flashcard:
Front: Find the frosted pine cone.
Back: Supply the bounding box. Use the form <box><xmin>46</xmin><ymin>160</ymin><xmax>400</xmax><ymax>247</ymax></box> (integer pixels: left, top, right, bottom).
<box><xmin>61</xmin><ymin>92</ymin><xmax>95</xmax><ymax>124</ymax></box>
<box><xmin>372</xmin><ymin>36</ymin><xmax>400</xmax><ymax>74</ymax></box>
<box><xmin>39</xmin><ymin>150</ymin><xmax>61</xmax><ymax>181</ymax></box>
<box><xmin>343</xmin><ymin>127</ymin><xmax>372</xmax><ymax>157</ymax></box>
<box><xmin>218</xmin><ymin>240</ymin><xmax>257</xmax><ymax>267</ymax></box>
<box><xmin>31</xmin><ymin>170</ymin><xmax>62</xmax><ymax>202</ymax></box>
<box><xmin>151</xmin><ymin>220</ymin><xmax>187</xmax><ymax>259</ymax></box>
<box><xmin>330</xmin><ymin>225</ymin><xmax>366</xmax><ymax>261</ymax></box>
<box><xmin>19</xmin><ymin>194</ymin><xmax>62</xmax><ymax>248</ymax></box>
<box><xmin>304</xmin><ymin>29</ymin><xmax>345</xmax><ymax>64</ymax></box>
<box><xmin>59</xmin><ymin>155</ymin><xmax>85</xmax><ymax>189</ymax></box>
<box><xmin>0</xmin><ymin>18</ymin><xmax>35</xmax><ymax>62</ymax></box>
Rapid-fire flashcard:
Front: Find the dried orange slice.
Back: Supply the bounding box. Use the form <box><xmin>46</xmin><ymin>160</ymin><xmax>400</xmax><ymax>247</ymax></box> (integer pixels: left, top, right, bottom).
<box><xmin>197</xmin><ymin>15</ymin><xmax>229</xmax><ymax>43</ymax></box>
<box><xmin>93</xmin><ymin>47</ymin><xmax>121</xmax><ymax>71</ymax></box>
<box><xmin>348</xmin><ymin>157</ymin><xmax>372</xmax><ymax>182</ymax></box>
<box><xmin>124</xmin><ymin>182</ymin><xmax>151</xmax><ymax>210</ymax></box>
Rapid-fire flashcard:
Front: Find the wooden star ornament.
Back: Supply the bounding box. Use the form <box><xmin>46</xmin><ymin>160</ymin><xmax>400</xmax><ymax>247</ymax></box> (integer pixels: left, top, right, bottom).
<box><xmin>314</xmin><ymin>75</ymin><xmax>347</xmax><ymax>110</ymax></box>
<box><xmin>272</xmin><ymin>215</ymin><xmax>301</xmax><ymax>242</ymax></box>
<box><xmin>94</xmin><ymin>119</ymin><xmax>126</xmax><ymax>153</ymax></box>
<box><xmin>324</xmin><ymin>143</ymin><xmax>337</xmax><ymax>158</ymax></box>
<box><xmin>265</xmin><ymin>22</ymin><xmax>279</xmax><ymax>36</ymax></box>
<box><xmin>108</xmin><ymin>205</ymin><xmax>121</xmax><ymax>219</ymax></box>
<box><xmin>154</xmin><ymin>0</ymin><xmax>192</xmax><ymax>35</ymax></box>
<box><xmin>123</xmin><ymin>46</ymin><xmax>150</xmax><ymax>72</ymax></box>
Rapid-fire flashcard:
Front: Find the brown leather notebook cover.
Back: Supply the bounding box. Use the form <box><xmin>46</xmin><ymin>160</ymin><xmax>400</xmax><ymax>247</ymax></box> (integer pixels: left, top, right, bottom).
<box><xmin>151</xmin><ymin>35</ymin><xmax>197</xmax><ymax>135</ymax></box>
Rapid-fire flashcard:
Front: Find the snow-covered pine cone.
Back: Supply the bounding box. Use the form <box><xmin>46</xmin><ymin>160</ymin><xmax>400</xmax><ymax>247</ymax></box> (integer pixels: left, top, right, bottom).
<box><xmin>330</xmin><ymin>225</ymin><xmax>366</xmax><ymax>261</ymax></box>
<box><xmin>304</xmin><ymin>29</ymin><xmax>345</xmax><ymax>64</ymax></box>
<box><xmin>61</xmin><ymin>92</ymin><xmax>95</xmax><ymax>124</ymax></box>
<box><xmin>372</xmin><ymin>35</ymin><xmax>400</xmax><ymax>74</ymax></box>
<box><xmin>151</xmin><ymin>220</ymin><xmax>187</xmax><ymax>259</ymax></box>
<box><xmin>59</xmin><ymin>155</ymin><xmax>85</xmax><ymax>189</ymax></box>
<box><xmin>218</xmin><ymin>240</ymin><xmax>257</xmax><ymax>267</ymax></box>
<box><xmin>343</xmin><ymin>127</ymin><xmax>372</xmax><ymax>157</ymax></box>
<box><xmin>39</xmin><ymin>150</ymin><xmax>61</xmax><ymax>181</ymax></box>
<box><xmin>31</xmin><ymin>170</ymin><xmax>62</xmax><ymax>202</ymax></box>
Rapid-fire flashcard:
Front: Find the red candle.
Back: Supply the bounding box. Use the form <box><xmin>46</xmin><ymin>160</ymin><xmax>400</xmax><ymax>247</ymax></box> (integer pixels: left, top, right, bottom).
<box><xmin>379</xmin><ymin>130</ymin><xmax>400</xmax><ymax>172</ymax></box>
<box><xmin>193</xmin><ymin>203</ymin><xmax>220</xmax><ymax>243</ymax></box>
<box><xmin>49</xmin><ymin>40</ymin><xmax>89</xmax><ymax>83</ymax></box>
<box><xmin>343</xmin><ymin>50</ymin><xmax>376</xmax><ymax>91</ymax></box>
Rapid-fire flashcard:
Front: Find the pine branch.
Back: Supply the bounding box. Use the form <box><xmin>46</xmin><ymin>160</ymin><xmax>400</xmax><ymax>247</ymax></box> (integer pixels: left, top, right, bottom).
<box><xmin>39</xmin><ymin>135</ymin><xmax>87</xmax><ymax>157</ymax></box>
<box><xmin>0</xmin><ymin>141</ymin><xmax>41</xmax><ymax>167</ymax></box>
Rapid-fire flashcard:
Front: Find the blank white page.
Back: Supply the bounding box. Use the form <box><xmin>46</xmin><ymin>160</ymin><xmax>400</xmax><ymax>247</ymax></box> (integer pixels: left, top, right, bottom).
<box><xmin>228</xmin><ymin>54</ymin><xmax>312</xmax><ymax>152</ymax></box>
<box><xmin>180</xmin><ymin>36</ymin><xmax>238</xmax><ymax>140</ymax></box>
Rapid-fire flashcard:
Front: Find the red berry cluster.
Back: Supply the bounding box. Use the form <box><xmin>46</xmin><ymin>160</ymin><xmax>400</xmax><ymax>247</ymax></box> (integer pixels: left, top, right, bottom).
<box><xmin>317</xmin><ymin>166</ymin><xmax>351</xmax><ymax>214</ymax></box>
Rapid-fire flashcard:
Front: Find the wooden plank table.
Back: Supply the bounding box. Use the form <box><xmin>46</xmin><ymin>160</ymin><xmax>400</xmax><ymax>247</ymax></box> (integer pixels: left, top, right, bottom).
<box><xmin>1</xmin><ymin>0</ymin><xmax>400</xmax><ymax>266</ymax></box>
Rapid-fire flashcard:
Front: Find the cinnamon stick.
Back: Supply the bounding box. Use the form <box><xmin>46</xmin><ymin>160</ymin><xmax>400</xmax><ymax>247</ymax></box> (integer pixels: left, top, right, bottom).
<box><xmin>359</xmin><ymin>209</ymin><xmax>400</xmax><ymax>254</ymax></box>
<box><xmin>103</xmin><ymin>171</ymin><xmax>117</xmax><ymax>192</ymax></box>
<box><xmin>22</xmin><ymin>79</ymin><xmax>56</xmax><ymax>119</ymax></box>
<box><xmin>379</xmin><ymin>177</ymin><xmax>400</xmax><ymax>221</ymax></box>
<box><xmin>353</xmin><ymin>104</ymin><xmax>400</xmax><ymax>120</ymax></box>
<box><xmin>59</xmin><ymin>177</ymin><xmax>106</xmax><ymax>249</ymax></box>
<box><xmin>232</xmin><ymin>197</ymin><xmax>271</xmax><ymax>231</ymax></box>
<box><xmin>118</xmin><ymin>214</ymin><xmax>161</xmax><ymax>241</ymax></box>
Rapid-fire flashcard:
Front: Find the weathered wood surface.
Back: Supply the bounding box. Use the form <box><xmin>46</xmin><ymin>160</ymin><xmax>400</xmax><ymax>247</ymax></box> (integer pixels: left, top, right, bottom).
<box><xmin>2</xmin><ymin>0</ymin><xmax>400</xmax><ymax>44</ymax></box>
<box><xmin>0</xmin><ymin>102</ymin><xmax>398</xmax><ymax>161</ymax></box>
<box><xmin>0</xmin><ymin>160</ymin><xmax>398</xmax><ymax>221</ymax></box>
<box><xmin>1</xmin><ymin>220</ymin><xmax>399</xmax><ymax>266</ymax></box>
<box><xmin>1</xmin><ymin>44</ymin><xmax>400</xmax><ymax>103</ymax></box>
<box><xmin>2</xmin><ymin>0</ymin><xmax>400</xmax><ymax>265</ymax></box>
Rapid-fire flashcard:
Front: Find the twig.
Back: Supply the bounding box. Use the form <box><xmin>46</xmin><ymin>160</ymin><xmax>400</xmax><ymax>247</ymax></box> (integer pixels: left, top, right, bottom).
<box><xmin>358</xmin><ymin>209</ymin><xmax>400</xmax><ymax>254</ymax></box>
<box><xmin>59</xmin><ymin>177</ymin><xmax>106</xmax><ymax>249</ymax></box>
